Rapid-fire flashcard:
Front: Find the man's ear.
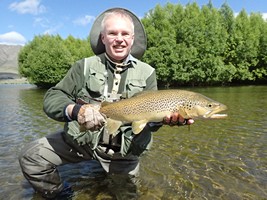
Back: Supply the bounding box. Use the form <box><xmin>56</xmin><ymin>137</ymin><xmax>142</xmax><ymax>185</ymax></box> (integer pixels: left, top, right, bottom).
<box><xmin>101</xmin><ymin>33</ymin><xmax>105</xmax><ymax>45</ymax></box>
<box><xmin>131</xmin><ymin>35</ymin><xmax>134</xmax><ymax>46</ymax></box>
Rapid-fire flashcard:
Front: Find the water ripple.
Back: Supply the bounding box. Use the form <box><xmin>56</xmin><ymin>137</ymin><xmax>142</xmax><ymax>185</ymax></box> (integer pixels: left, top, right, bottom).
<box><xmin>0</xmin><ymin>85</ymin><xmax>266</xmax><ymax>199</ymax></box>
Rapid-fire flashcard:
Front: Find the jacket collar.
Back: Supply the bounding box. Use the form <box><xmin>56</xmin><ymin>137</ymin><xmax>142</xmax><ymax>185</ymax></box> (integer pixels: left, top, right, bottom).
<box><xmin>104</xmin><ymin>53</ymin><xmax>137</xmax><ymax>70</ymax></box>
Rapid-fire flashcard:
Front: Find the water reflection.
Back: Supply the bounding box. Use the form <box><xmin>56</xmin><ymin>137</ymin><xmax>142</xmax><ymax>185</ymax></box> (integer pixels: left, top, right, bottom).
<box><xmin>0</xmin><ymin>84</ymin><xmax>266</xmax><ymax>199</ymax></box>
<box><xmin>0</xmin><ymin>84</ymin><xmax>63</xmax><ymax>200</ymax></box>
<box><xmin>17</xmin><ymin>85</ymin><xmax>63</xmax><ymax>139</ymax></box>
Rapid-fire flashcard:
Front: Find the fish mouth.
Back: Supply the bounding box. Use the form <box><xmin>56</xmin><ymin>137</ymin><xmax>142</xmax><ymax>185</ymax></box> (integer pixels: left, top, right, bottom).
<box><xmin>208</xmin><ymin>113</ymin><xmax>228</xmax><ymax>118</ymax></box>
<box><xmin>203</xmin><ymin>104</ymin><xmax>228</xmax><ymax>119</ymax></box>
<box><xmin>203</xmin><ymin>112</ymin><xmax>228</xmax><ymax>119</ymax></box>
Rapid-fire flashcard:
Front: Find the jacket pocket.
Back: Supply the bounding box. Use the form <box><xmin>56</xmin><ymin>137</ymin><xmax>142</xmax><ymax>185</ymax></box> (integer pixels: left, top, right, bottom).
<box><xmin>76</xmin><ymin>69</ymin><xmax>106</xmax><ymax>103</ymax></box>
<box><xmin>85</xmin><ymin>69</ymin><xmax>106</xmax><ymax>98</ymax></box>
<box><xmin>126</xmin><ymin>79</ymin><xmax>146</xmax><ymax>98</ymax></box>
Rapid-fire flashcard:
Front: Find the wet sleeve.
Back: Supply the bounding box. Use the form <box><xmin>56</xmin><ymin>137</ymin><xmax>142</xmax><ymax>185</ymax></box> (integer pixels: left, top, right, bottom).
<box><xmin>148</xmin><ymin>122</ymin><xmax>163</xmax><ymax>132</ymax></box>
<box><xmin>43</xmin><ymin>60</ymin><xmax>85</xmax><ymax>122</ymax></box>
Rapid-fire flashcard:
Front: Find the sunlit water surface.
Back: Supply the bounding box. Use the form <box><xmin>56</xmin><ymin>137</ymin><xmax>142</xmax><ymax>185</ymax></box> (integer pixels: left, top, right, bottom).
<box><xmin>0</xmin><ymin>84</ymin><xmax>266</xmax><ymax>199</ymax></box>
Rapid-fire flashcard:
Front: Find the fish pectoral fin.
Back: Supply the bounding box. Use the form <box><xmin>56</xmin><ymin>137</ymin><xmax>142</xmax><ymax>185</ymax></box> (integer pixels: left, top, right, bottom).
<box><xmin>106</xmin><ymin>118</ymin><xmax>123</xmax><ymax>136</ymax></box>
<box><xmin>179</xmin><ymin>108</ymin><xmax>190</xmax><ymax>119</ymax></box>
<box><xmin>132</xmin><ymin>120</ymin><xmax>148</xmax><ymax>135</ymax></box>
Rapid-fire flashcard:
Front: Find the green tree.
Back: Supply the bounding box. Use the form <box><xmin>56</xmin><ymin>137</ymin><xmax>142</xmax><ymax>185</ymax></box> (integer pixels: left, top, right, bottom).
<box><xmin>175</xmin><ymin>2</ymin><xmax>206</xmax><ymax>85</ymax></box>
<box><xmin>64</xmin><ymin>35</ymin><xmax>93</xmax><ymax>61</ymax></box>
<box><xmin>143</xmin><ymin>2</ymin><xmax>231</xmax><ymax>86</ymax></box>
<box><xmin>218</xmin><ymin>3</ymin><xmax>237</xmax><ymax>83</ymax></box>
<box><xmin>252</xmin><ymin>13</ymin><xmax>267</xmax><ymax>81</ymax></box>
<box><xmin>228</xmin><ymin>10</ymin><xmax>259</xmax><ymax>81</ymax></box>
<box><xmin>202</xmin><ymin>4</ymin><xmax>234</xmax><ymax>84</ymax></box>
<box><xmin>143</xmin><ymin>2</ymin><xmax>267</xmax><ymax>86</ymax></box>
<box><xmin>142</xmin><ymin>3</ymin><xmax>178</xmax><ymax>86</ymax></box>
<box><xmin>19</xmin><ymin>35</ymin><xmax>73</xmax><ymax>87</ymax></box>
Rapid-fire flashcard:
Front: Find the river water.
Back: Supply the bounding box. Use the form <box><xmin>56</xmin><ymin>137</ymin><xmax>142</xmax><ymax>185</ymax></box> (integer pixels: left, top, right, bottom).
<box><xmin>0</xmin><ymin>84</ymin><xmax>266</xmax><ymax>200</ymax></box>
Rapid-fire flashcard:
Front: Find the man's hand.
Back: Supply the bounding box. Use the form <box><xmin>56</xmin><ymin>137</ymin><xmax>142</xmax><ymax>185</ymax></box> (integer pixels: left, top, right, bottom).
<box><xmin>68</xmin><ymin>104</ymin><xmax>106</xmax><ymax>131</ymax></box>
<box><xmin>78</xmin><ymin>104</ymin><xmax>106</xmax><ymax>131</ymax></box>
<box><xmin>163</xmin><ymin>112</ymin><xmax>194</xmax><ymax>126</ymax></box>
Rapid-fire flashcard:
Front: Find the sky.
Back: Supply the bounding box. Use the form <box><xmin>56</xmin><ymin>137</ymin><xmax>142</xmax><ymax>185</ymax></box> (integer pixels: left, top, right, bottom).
<box><xmin>1</xmin><ymin>0</ymin><xmax>267</xmax><ymax>45</ymax></box>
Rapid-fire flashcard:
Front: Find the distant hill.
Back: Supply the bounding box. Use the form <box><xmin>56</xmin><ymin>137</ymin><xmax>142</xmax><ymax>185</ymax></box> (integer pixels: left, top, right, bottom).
<box><xmin>0</xmin><ymin>44</ymin><xmax>22</xmax><ymax>79</ymax></box>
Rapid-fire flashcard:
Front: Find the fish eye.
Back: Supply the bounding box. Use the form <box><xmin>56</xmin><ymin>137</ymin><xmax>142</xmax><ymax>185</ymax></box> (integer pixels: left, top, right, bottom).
<box><xmin>208</xmin><ymin>104</ymin><xmax>213</xmax><ymax>108</ymax></box>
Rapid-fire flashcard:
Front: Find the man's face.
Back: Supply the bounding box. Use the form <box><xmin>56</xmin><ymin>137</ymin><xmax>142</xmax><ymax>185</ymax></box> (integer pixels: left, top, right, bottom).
<box><xmin>101</xmin><ymin>16</ymin><xmax>134</xmax><ymax>62</ymax></box>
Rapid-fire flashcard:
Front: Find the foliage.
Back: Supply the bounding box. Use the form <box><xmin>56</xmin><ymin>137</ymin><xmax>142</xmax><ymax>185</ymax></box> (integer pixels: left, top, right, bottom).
<box><xmin>64</xmin><ymin>35</ymin><xmax>93</xmax><ymax>61</ymax></box>
<box><xmin>19</xmin><ymin>35</ymin><xmax>93</xmax><ymax>87</ymax></box>
<box><xmin>142</xmin><ymin>2</ymin><xmax>267</xmax><ymax>86</ymax></box>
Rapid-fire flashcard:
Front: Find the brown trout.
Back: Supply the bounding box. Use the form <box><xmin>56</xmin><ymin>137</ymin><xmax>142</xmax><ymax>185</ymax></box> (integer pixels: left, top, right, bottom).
<box><xmin>99</xmin><ymin>89</ymin><xmax>227</xmax><ymax>135</ymax></box>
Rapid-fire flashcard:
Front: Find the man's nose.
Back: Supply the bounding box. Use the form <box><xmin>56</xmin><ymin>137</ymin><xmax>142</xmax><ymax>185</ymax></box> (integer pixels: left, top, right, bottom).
<box><xmin>115</xmin><ymin>34</ymin><xmax>124</xmax><ymax>41</ymax></box>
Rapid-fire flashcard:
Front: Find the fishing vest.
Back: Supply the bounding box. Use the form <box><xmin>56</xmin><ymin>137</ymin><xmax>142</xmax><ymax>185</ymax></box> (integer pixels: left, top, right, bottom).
<box><xmin>65</xmin><ymin>53</ymin><xmax>154</xmax><ymax>157</ymax></box>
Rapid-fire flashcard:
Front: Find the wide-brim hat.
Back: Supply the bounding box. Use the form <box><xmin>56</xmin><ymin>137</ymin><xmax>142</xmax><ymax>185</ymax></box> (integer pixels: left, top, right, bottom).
<box><xmin>89</xmin><ymin>8</ymin><xmax>147</xmax><ymax>59</ymax></box>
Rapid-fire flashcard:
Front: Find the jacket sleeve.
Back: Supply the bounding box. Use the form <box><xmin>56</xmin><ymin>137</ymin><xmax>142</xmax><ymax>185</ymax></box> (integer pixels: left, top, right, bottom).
<box><xmin>43</xmin><ymin>59</ymin><xmax>85</xmax><ymax>122</ymax></box>
<box><xmin>145</xmin><ymin>69</ymin><xmax>158</xmax><ymax>91</ymax></box>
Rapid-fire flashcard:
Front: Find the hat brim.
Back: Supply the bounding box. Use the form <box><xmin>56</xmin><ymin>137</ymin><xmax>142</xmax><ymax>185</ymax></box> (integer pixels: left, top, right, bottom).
<box><xmin>89</xmin><ymin>8</ymin><xmax>147</xmax><ymax>59</ymax></box>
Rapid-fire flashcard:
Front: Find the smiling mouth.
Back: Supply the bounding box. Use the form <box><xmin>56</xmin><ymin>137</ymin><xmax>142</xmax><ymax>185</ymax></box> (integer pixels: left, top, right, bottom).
<box><xmin>114</xmin><ymin>45</ymin><xmax>125</xmax><ymax>49</ymax></box>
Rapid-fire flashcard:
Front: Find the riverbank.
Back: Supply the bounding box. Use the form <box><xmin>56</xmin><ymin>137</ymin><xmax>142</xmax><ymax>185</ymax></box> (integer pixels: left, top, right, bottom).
<box><xmin>0</xmin><ymin>77</ymin><xmax>29</xmax><ymax>84</ymax></box>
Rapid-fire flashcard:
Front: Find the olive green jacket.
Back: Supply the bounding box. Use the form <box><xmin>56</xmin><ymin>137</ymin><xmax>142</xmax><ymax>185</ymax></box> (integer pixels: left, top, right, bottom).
<box><xmin>43</xmin><ymin>53</ymin><xmax>158</xmax><ymax>156</ymax></box>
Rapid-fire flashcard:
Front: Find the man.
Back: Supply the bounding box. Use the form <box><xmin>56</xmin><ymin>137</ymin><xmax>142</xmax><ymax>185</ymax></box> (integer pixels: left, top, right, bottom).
<box><xmin>19</xmin><ymin>8</ymin><xmax>193</xmax><ymax>199</ymax></box>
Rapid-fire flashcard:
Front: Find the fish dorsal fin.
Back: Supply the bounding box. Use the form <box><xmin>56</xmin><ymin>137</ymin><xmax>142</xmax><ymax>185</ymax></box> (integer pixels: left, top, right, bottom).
<box><xmin>105</xmin><ymin>118</ymin><xmax>123</xmax><ymax>136</ymax></box>
<box><xmin>132</xmin><ymin>119</ymin><xmax>148</xmax><ymax>134</ymax></box>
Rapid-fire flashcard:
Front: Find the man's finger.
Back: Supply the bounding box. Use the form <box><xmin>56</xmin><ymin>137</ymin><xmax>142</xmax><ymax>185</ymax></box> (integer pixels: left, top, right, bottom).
<box><xmin>171</xmin><ymin>112</ymin><xmax>179</xmax><ymax>123</ymax></box>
